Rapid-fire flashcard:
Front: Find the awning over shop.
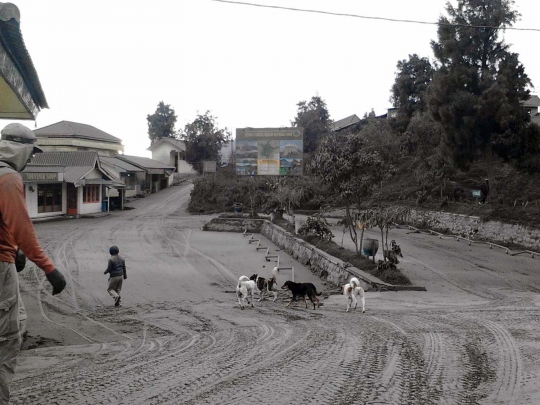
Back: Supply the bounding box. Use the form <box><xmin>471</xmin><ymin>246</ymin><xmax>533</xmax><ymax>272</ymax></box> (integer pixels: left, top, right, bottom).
<box><xmin>73</xmin><ymin>178</ymin><xmax>126</xmax><ymax>188</ymax></box>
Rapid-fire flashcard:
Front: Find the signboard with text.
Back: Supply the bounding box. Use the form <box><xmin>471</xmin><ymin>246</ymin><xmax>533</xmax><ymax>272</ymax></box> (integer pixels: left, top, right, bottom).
<box><xmin>21</xmin><ymin>172</ymin><xmax>61</xmax><ymax>182</ymax></box>
<box><xmin>235</xmin><ymin>127</ymin><xmax>304</xmax><ymax>176</ymax></box>
<box><xmin>202</xmin><ymin>160</ymin><xmax>217</xmax><ymax>173</ymax></box>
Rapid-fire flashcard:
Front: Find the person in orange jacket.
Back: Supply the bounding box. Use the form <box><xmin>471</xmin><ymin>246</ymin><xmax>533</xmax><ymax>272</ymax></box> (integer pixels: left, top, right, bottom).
<box><xmin>0</xmin><ymin>123</ymin><xmax>66</xmax><ymax>403</ymax></box>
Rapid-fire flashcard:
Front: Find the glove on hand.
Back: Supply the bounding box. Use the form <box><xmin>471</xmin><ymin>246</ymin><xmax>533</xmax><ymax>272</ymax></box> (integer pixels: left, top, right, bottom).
<box><xmin>123</xmin><ymin>275</ymin><xmax>127</xmax><ymax>280</ymax></box>
<box><xmin>15</xmin><ymin>249</ymin><xmax>26</xmax><ymax>272</ymax></box>
<box><xmin>104</xmin><ymin>269</ymin><xmax>108</xmax><ymax>274</ymax></box>
<box><xmin>46</xmin><ymin>269</ymin><xmax>66</xmax><ymax>295</ymax></box>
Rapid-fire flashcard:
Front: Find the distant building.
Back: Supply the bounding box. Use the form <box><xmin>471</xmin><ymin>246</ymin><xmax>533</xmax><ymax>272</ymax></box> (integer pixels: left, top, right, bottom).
<box><xmin>146</xmin><ymin>137</ymin><xmax>195</xmax><ymax>175</ymax></box>
<box><xmin>113</xmin><ymin>154</ymin><xmax>175</xmax><ymax>194</ymax></box>
<box><xmin>99</xmin><ymin>156</ymin><xmax>146</xmax><ymax>198</ymax></box>
<box><xmin>522</xmin><ymin>95</ymin><xmax>540</xmax><ymax>126</ymax></box>
<box><xmin>328</xmin><ymin>114</ymin><xmax>360</xmax><ymax>132</ymax></box>
<box><xmin>0</xmin><ymin>3</ymin><xmax>47</xmax><ymax>120</ymax></box>
<box><xmin>35</xmin><ymin>121</ymin><xmax>124</xmax><ymax>156</ymax></box>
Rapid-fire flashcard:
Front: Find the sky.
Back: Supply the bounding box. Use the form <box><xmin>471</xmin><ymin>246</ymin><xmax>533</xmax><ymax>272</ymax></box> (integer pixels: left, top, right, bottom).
<box><xmin>6</xmin><ymin>0</ymin><xmax>540</xmax><ymax>157</ymax></box>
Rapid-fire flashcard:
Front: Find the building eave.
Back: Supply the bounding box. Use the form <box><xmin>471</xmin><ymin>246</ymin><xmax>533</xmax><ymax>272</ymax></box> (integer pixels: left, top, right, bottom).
<box><xmin>0</xmin><ymin>3</ymin><xmax>48</xmax><ymax>119</ymax></box>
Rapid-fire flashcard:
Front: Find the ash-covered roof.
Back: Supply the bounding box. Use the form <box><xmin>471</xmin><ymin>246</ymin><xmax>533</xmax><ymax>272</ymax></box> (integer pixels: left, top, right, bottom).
<box><xmin>115</xmin><ymin>154</ymin><xmax>175</xmax><ymax>170</ymax></box>
<box><xmin>34</xmin><ymin>121</ymin><xmax>122</xmax><ymax>144</ymax></box>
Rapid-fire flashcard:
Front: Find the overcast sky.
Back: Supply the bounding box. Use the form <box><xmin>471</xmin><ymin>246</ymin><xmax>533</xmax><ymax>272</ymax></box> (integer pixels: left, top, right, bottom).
<box><xmin>7</xmin><ymin>0</ymin><xmax>540</xmax><ymax>157</ymax></box>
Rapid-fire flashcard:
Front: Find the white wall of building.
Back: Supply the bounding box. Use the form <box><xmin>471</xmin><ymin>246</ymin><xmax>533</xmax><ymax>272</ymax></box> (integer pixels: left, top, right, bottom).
<box><xmin>151</xmin><ymin>142</ymin><xmax>175</xmax><ymax>166</ymax></box>
<box><xmin>78</xmin><ymin>184</ymin><xmax>102</xmax><ymax>215</ymax></box>
<box><xmin>150</xmin><ymin>142</ymin><xmax>196</xmax><ymax>175</ymax></box>
<box><xmin>24</xmin><ymin>182</ymin><xmax>67</xmax><ymax>218</ymax></box>
<box><xmin>178</xmin><ymin>159</ymin><xmax>196</xmax><ymax>175</ymax></box>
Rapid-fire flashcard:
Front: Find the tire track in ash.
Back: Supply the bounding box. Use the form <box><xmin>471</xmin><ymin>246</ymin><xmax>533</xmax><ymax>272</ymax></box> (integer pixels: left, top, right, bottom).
<box><xmin>479</xmin><ymin>318</ymin><xmax>522</xmax><ymax>405</ymax></box>
<box><xmin>15</xmin><ymin>317</ymin><xmax>275</xmax><ymax>405</ymax></box>
<box><xmin>433</xmin><ymin>312</ymin><xmax>521</xmax><ymax>405</ymax></box>
<box><xmin>12</xmin><ymin>330</ymin><xmax>214</xmax><ymax>404</ymax></box>
<box><xmin>221</xmin><ymin>317</ymin><xmax>350</xmax><ymax>405</ymax></box>
<box><xmin>334</xmin><ymin>315</ymin><xmax>411</xmax><ymax>405</ymax></box>
<box><xmin>130</xmin><ymin>324</ymin><xmax>288</xmax><ymax>405</ymax></box>
<box><xmin>169</xmin><ymin>324</ymin><xmax>322</xmax><ymax>405</ymax></box>
<box><xmin>130</xmin><ymin>319</ymin><xmax>288</xmax><ymax>402</ymax></box>
<box><xmin>399</xmin><ymin>314</ymin><xmax>458</xmax><ymax>405</ymax></box>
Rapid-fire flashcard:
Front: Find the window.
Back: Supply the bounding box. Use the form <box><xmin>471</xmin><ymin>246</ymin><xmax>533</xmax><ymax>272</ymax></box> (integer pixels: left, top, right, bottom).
<box><xmin>83</xmin><ymin>185</ymin><xmax>100</xmax><ymax>203</ymax></box>
<box><xmin>37</xmin><ymin>184</ymin><xmax>62</xmax><ymax>213</ymax></box>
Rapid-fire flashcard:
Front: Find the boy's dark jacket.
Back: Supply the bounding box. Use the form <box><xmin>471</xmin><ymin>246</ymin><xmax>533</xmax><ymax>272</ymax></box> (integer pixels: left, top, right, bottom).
<box><xmin>105</xmin><ymin>254</ymin><xmax>126</xmax><ymax>278</ymax></box>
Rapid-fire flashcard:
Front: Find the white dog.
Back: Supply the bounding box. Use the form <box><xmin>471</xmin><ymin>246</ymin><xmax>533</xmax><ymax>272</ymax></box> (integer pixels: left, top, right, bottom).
<box><xmin>237</xmin><ymin>276</ymin><xmax>256</xmax><ymax>309</ymax></box>
<box><xmin>341</xmin><ymin>277</ymin><xmax>365</xmax><ymax>313</ymax></box>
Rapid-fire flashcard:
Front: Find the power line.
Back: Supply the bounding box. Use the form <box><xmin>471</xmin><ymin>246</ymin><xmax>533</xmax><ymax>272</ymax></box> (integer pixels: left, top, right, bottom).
<box><xmin>210</xmin><ymin>0</ymin><xmax>540</xmax><ymax>32</ymax></box>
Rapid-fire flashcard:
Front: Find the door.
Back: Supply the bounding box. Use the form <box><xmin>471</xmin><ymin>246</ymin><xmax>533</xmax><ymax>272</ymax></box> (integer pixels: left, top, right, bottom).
<box><xmin>67</xmin><ymin>184</ymin><xmax>77</xmax><ymax>215</ymax></box>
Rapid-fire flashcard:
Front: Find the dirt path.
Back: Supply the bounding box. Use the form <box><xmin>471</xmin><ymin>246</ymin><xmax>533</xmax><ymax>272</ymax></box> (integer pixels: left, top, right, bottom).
<box><xmin>11</xmin><ymin>183</ymin><xmax>540</xmax><ymax>404</ymax></box>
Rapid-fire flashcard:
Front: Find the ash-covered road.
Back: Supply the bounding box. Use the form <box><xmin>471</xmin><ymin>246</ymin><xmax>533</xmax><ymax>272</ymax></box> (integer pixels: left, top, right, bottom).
<box><xmin>11</xmin><ymin>182</ymin><xmax>540</xmax><ymax>405</ymax></box>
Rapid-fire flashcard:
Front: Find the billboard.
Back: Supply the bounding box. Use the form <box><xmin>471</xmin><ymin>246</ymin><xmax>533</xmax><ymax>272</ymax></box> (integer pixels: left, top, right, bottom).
<box><xmin>235</xmin><ymin>127</ymin><xmax>304</xmax><ymax>176</ymax></box>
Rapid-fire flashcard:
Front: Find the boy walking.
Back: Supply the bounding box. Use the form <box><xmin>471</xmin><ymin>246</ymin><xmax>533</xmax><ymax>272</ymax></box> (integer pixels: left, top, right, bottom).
<box><xmin>104</xmin><ymin>246</ymin><xmax>126</xmax><ymax>307</ymax></box>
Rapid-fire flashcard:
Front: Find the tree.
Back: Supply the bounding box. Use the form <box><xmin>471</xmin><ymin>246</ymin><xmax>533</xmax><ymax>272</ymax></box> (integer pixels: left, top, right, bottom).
<box><xmin>312</xmin><ymin>133</ymin><xmax>383</xmax><ymax>255</ymax></box>
<box><xmin>390</xmin><ymin>54</ymin><xmax>436</xmax><ymax>131</ymax></box>
<box><xmin>367</xmin><ymin>206</ymin><xmax>410</xmax><ymax>262</ymax></box>
<box><xmin>147</xmin><ymin>101</ymin><xmax>177</xmax><ymax>144</ymax></box>
<box><xmin>291</xmin><ymin>95</ymin><xmax>331</xmax><ymax>155</ymax></box>
<box><xmin>427</xmin><ymin>0</ymin><xmax>531</xmax><ymax>194</ymax></box>
<box><xmin>180</xmin><ymin>111</ymin><xmax>231</xmax><ymax>174</ymax></box>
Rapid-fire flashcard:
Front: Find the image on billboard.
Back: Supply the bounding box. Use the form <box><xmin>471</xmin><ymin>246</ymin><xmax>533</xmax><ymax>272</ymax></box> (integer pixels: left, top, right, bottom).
<box><xmin>235</xmin><ymin>127</ymin><xmax>304</xmax><ymax>176</ymax></box>
<box><xmin>279</xmin><ymin>139</ymin><xmax>303</xmax><ymax>176</ymax></box>
<box><xmin>235</xmin><ymin>140</ymin><xmax>258</xmax><ymax>175</ymax></box>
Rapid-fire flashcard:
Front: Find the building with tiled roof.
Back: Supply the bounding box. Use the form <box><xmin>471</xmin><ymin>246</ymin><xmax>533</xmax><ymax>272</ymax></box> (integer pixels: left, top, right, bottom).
<box><xmin>0</xmin><ymin>2</ymin><xmax>48</xmax><ymax>119</ymax></box>
<box><xmin>22</xmin><ymin>151</ymin><xmax>124</xmax><ymax>218</ymax></box>
<box><xmin>114</xmin><ymin>154</ymin><xmax>175</xmax><ymax>193</ymax></box>
<box><xmin>34</xmin><ymin>120</ymin><xmax>124</xmax><ymax>156</ymax></box>
<box><xmin>99</xmin><ymin>156</ymin><xmax>146</xmax><ymax>197</ymax></box>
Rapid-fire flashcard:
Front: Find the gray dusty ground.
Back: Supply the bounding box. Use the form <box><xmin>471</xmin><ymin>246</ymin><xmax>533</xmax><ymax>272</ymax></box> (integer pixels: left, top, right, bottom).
<box><xmin>11</xmin><ymin>182</ymin><xmax>540</xmax><ymax>405</ymax></box>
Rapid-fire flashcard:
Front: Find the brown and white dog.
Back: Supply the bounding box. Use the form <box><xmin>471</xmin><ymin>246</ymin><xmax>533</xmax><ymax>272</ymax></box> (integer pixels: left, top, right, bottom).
<box><xmin>250</xmin><ymin>267</ymin><xmax>279</xmax><ymax>302</ymax></box>
<box><xmin>281</xmin><ymin>280</ymin><xmax>321</xmax><ymax>309</ymax></box>
<box><xmin>340</xmin><ymin>277</ymin><xmax>366</xmax><ymax>313</ymax></box>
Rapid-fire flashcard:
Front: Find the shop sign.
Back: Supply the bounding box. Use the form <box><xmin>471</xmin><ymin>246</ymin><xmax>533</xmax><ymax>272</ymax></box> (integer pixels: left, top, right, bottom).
<box><xmin>22</xmin><ymin>172</ymin><xmax>59</xmax><ymax>182</ymax></box>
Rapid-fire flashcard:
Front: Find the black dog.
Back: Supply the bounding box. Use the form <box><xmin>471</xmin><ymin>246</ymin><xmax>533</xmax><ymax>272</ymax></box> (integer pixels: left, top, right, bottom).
<box><xmin>281</xmin><ymin>280</ymin><xmax>321</xmax><ymax>309</ymax></box>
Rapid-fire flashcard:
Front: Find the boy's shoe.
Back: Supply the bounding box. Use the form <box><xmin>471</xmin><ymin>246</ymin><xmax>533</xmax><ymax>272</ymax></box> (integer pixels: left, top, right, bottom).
<box><xmin>114</xmin><ymin>296</ymin><xmax>121</xmax><ymax>307</ymax></box>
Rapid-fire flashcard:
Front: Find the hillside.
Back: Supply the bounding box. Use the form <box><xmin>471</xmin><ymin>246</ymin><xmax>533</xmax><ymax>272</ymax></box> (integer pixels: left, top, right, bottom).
<box><xmin>189</xmin><ymin>155</ymin><xmax>540</xmax><ymax>229</ymax></box>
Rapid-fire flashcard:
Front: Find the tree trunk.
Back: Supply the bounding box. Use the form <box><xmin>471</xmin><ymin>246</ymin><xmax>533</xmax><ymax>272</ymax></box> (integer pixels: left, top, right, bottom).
<box><xmin>380</xmin><ymin>227</ymin><xmax>385</xmax><ymax>262</ymax></box>
<box><xmin>345</xmin><ymin>205</ymin><xmax>358</xmax><ymax>253</ymax></box>
<box><xmin>484</xmin><ymin>142</ymin><xmax>497</xmax><ymax>199</ymax></box>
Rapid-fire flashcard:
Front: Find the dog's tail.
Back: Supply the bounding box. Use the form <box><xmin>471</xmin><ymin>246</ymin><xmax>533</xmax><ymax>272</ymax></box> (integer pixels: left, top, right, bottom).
<box><xmin>350</xmin><ymin>277</ymin><xmax>360</xmax><ymax>289</ymax></box>
<box><xmin>238</xmin><ymin>275</ymin><xmax>249</xmax><ymax>289</ymax></box>
<box><xmin>271</xmin><ymin>266</ymin><xmax>279</xmax><ymax>279</ymax></box>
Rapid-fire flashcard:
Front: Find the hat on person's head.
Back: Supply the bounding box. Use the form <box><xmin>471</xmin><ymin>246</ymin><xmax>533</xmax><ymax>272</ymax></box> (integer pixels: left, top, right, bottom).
<box><xmin>0</xmin><ymin>123</ymin><xmax>42</xmax><ymax>153</ymax></box>
<box><xmin>109</xmin><ymin>246</ymin><xmax>119</xmax><ymax>255</ymax></box>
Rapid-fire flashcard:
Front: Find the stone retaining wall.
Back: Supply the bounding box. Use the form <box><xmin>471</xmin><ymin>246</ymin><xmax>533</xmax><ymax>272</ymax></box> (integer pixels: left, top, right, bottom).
<box><xmin>203</xmin><ymin>217</ymin><xmax>378</xmax><ymax>289</ymax></box>
<box><xmin>406</xmin><ymin>209</ymin><xmax>540</xmax><ymax>251</ymax></box>
<box><xmin>260</xmin><ymin>221</ymin><xmax>353</xmax><ymax>287</ymax></box>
